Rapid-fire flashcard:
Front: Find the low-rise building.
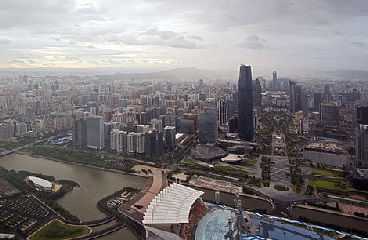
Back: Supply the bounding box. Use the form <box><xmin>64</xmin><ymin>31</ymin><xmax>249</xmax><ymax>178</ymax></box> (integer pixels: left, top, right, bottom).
<box><xmin>303</xmin><ymin>142</ymin><xmax>352</xmax><ymax>168</ymax></box>
<box><xmin>25</xmin><ymin>176</ymin><xmax>53</xmax><ymax>191</ymax></box>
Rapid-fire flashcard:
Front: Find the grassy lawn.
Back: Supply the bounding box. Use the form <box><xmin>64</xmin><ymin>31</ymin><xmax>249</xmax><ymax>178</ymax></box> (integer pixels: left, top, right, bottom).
<box><xmin>240</xmin><ymin>158</ymin><xmax>257</xmax><ymax>167</ymax></box>
<box><xmin>309</xmin><ymin>180</ymin><xmax>355</xmax><ymax>191</ymax></box>
<box><xmin>312</xmin><ymin>169</ymin><xmax>345</xmax><ymax>178</ymax></box>
<box><xmin>30</xmin><ymin>220</ymin><xmax>90</xmax><ymax>240</ymax></box>
<box><xmin>213</xmin><ymin>165</ymin><xmax>249</xmax><ymax>177</ymax></box>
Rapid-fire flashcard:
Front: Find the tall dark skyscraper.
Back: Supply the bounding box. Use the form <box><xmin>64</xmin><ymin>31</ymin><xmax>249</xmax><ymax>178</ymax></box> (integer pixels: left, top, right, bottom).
<box><xmin>356</xmin><ymin>106</ymin><xmax>368</xmax><ymax>125</ymax></box>
<box><xmin>272</xmin><ymin>71</ymin><xmax>277</xmax><ymax>90</ymax></box>
<box><xmin>289</xmin><ymin>81</ymin><xmax>302</xmax><ymax>114</ymax></box>
<box><xmin>238</xmin><ymin>65</ymin><xmax>254</xmax><ymax>141</ymax></box>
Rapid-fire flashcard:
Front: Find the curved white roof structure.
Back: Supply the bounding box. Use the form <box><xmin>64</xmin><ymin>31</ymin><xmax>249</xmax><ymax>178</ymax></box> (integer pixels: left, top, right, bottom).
<box><xmin>28</xmin><ymin>176</ymin><xmax>52</xmax><ymax>189</ymax></box>
<box><xmin>142</xmin><ymin>183</ymin><xmax>204</xmax><ymax>225</ymax></box>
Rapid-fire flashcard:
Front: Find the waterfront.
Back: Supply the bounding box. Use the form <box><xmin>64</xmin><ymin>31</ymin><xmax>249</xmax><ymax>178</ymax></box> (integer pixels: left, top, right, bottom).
<box><xmin>0</xmin><ymin>153</ymin><xmax>146</xmax><ymax>239</ymax></box>
<box><xmin>1</xmin><ymin>153</ymin><xmax>366</xmax><ymax>239</ymax></box>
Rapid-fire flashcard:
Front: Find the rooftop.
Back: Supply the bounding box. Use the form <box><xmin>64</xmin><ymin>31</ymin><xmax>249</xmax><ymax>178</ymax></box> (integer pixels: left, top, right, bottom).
<box><xmin>142</xmin><ymin>183</ymin><xmax>204</xmax><ymax>225</ymax></box>
<box><xmin>304</xmin><ymin>142</ymin><xmax>346</xmax><ymax>154</ymax></box>
<box><xmin>27</xmin><ymin>176</ymin><xmax>52</xmax><ymax>189</ymax></box>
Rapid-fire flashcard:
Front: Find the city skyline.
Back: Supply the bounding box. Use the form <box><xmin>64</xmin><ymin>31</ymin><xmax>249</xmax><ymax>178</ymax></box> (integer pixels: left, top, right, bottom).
<box><xmin>0</xmin><ymin>0</ymin><xmax>367</xmax><ymax>72</ymax></box>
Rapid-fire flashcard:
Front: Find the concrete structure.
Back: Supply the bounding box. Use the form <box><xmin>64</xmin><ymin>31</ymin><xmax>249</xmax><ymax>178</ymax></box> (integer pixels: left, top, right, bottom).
<box><xmin>86</xmin><ymin>116</ymin><xmax>105</xmax><ymax>150</ymax></box>
<box><xmin>0</xmin><ymin>121</ymin><xmax>14</xmax><ymax>141</ymax></box>
<box><xmin>289</xmin><ymin>81</ymin><xmax>302</xmax><ymax>114</ymax></box>
<box><xmin>355</xmin><ymin>106</ymin><xmax>368</xmax><ymax>127</ymax></box>
<box><xmin>135</xmin><ymin>133</ymin><xmax>145</xmax><ymax>154</ymax></box>
<box><xmin>303</xmin><ymin>142</ymin><xmax>351</xmax><ymax>168</ymax></box>
<box><xmin>301</xmin><ymin>92</ymin><xmax>309</xmax><ymax>110</ymax></box>
<box><xmin>73</xmin><ymin>118</ymin><xmax>87</xmax><ymax>148</ymax></box>
<box><xmin>163</xmin><ymin>126</ymin><xmax>176</xmax><ymax>148</ymax></box>
<box><xmin>126</xmin><ymin>132</ymin><xmax>136</xmax><ymax>154</ymax></box>
<box><xmin>164</xmin><ymin>112</ymin><xmax>176</xmax><ymax>128</ymax></box>
<box><xmin>104</xmin><ymin>122</ymin><xmax>120</xmax><ymax>148</ymax></box>
<box><xmin>15</xmin><ymin>122</ymin><xmax>28</xmax><ymax>136</ymax></box>
<box><xmin>356</xmin><ymin>124</ymin><xmax>368</xmax><ymax>168</ymax></box>
<box><xmin>320</xmin><ymin>102</ymin><xmax>340</xmax><ymax>126</ymax></box>
<box><xmin>253</xmin><ymin>78</ymin><xmax>262</xmax><ymax>110</ymax></box>
<box><xmin>199</xmin><ymin>110</ymin><xmax>217</xmax><ymax>144</ymax></box>
<box><xmin>217</xmin><ymin>99</ymin><xmax>228</xmax><ymax>125</ymax></box>
<box><xmin>145</xmin><ymin>130</ymin><xmax>163</xmax><ymax>159</ymax></box>
<box><xmin>179</xmin><ymin>119</ymin><xmax>195</xmax><ymax>134</ymax></box>
<box><xmin>313</xmin><ymin>92</ymin><xmax>323</xmax><ymax>110</ymax></box>
<box><xmin>150</xmin><ymin>118</ymin><xmax>163</xmax><ymax>132</ymax></box>
<box><xmin>272</xmin><ymin>70</ymin><xmax>277</xmax><ymax>90</ymax></box>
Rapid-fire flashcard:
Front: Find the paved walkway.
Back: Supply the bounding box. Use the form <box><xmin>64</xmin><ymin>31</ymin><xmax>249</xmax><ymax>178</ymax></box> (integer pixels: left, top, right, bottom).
<box><xmin>130</xmin><ymin>166</ymin><xmax>166</xmax><ymax>215</ymax></box>
<box><xmin>119</xmin><ymin>165</ymin><xmax>167</xmax><ymax>223</ymax></box>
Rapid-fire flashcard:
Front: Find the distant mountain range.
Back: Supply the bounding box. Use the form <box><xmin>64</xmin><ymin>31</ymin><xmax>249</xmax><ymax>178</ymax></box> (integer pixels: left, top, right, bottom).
<box><xmin>0</xmin><ymin>67</ymin><xmax>238</xmax><ymax>81</ymax></box>
<box><xmin>0</xmin><ymin>67</ymin><xmax>367</xmax><ymax>81</ymax></box>
<box><xmin>111</xmin><ymin>67</ymin><xmax>237</xmax><ymax>81</ymax></box>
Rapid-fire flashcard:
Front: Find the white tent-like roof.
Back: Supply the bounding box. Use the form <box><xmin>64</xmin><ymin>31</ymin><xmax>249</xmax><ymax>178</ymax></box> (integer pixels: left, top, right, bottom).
<box><xmin>28</xmin><ymin>176</ymin><xmax>52</xmax><ymax>189</ymax></box>
<box><xmin>142</xmin><ymin>183</ymin><xmax>204</xmax><ymax>225</ymax></box>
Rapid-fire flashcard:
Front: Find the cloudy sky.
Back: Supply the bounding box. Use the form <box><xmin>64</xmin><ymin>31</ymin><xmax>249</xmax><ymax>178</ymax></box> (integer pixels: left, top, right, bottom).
<box><xmin>0</xmin><ymin>0</ymin><xmax>367</xmax><ymax>72</ymax></box>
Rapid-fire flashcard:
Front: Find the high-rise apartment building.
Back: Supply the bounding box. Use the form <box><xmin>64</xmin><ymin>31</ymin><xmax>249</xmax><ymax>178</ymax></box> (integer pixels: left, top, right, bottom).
<box><xmin>163</xmin><ymin>126</ymin><xmax>176</xmax><ymax>148</ymax></box>
<box><xmin>238</xmin><ymin>65</ymin><xmax>254</xmax><ymax>141</ymax></box>
<box><xmin>253</xmin><ymin>78</ymin><xmax>262</xmax><ymax>109</ymax></box>
<box><xmin>217</xmin><ymin>99</ymin><xmax>228</xmax><ymax>125</ymax></box>
<box><xmin>104</xmin><ymin>122</ymin><xmax>120</xmax><ymax>148</ymax></box>
<box><xmin>320</xmin><ymin>102</ymin><xmax>340</xmax><ymax>127</ymax></box>
<box><xmin>356</xmin><ymin>106</ymin><xmax>368</xmax><ymax>125</ymax></box>
<box><xmin>313</xmin><ymin>92</ymin><xmax>323</xmax><ymax>110</ymax></box>
<box><xmin>145</xmin><ymin>130</ymin><xmax>163</xmax><ymax>159</ymax></box>
<box><xmin>301</xmin><ymin>93</ymin><xmax>309</xmax><ymax>110</ymax></box>
<box><xmin>199</xmin><ymin>98</ymin><xmax>218</xmax><ymax>143</ymax></box>
<box><xmin>289</xmin><ymin>81</ymin><xmax>302</xmax><ymax>114</ymax></box>
<box><xmin>356</xmin><ymin>124</ymin><xmax>368</xmax><ymax>168</ymax></box>
<box><xmin>73</xmin><ymin>118</ymin><xmax>87</xmax><ymax>148</ymax></box>
<box><xmin>86</xmin><ymin>116</ymin><xmax>105</xmax><ymax>150</ymax></box>
<box><xmin>0</xmin><ymin>121</ymin><xmax>14</xmax><ymax>141</ymax></box>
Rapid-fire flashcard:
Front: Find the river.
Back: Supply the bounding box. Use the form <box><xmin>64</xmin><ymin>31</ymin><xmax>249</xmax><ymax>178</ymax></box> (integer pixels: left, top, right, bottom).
<box><xmin>0</xmin><ymin>153</ymin><xmax>146</xmax><ymax>239</ymax></box>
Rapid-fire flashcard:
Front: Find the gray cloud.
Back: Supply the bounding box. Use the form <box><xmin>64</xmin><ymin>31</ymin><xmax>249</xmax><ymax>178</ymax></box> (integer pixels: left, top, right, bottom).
<box><xmin>87</xmin><ymin>45</ymin><xmax>97</xmax><ymax>49</ymax></box>
<box><xmin>0</xmin><ymin>0</ymin><xmax>367</xmax><ymax>70</ymax></box>
<box><xmin>0</xmin><ymin>39</ymin><xmax>11</xmax><ymax>45</ymax></box>
<box><xmin>95</xmin><ymin>28</ymin><xmax>205</xmax><ymax>49</ymax></box>
<box><xmin>144</xmin><ymin>28</ymin><xmax>177</xmax><ymax>40</ymax></box>
<box><xmin>9</xmin><ymin>59</ymin><xmax>26</xmax><ymax>64</ymax></box>
<box><xmin>351</xmin><ymin>41</ymin><xmax>366</xmax><ymax>48</ymax></box>
<box><xmin>238</xmin><ymin>35</ymin><xmax>267</xmax><ymax>50</ymax></box>
<box><xmin>187</xmin><ymin>35</ymin><xmax>203</xmax><ymax>41</ymax></box>
<box><xmin>139</xmin><ymin>28</ymin><xmax>204</xmax><ymax>49</ymax></box>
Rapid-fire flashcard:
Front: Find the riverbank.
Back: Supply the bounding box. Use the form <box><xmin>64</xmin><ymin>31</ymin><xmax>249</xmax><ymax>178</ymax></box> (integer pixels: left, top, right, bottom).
<box><xmin>16</xmin><ymin>151</ymin><xmax>275</xmax><ymax>215</ymax></box>
<box><xmin>290</xmin><ymin>204</ymin><xmax>368</xmax><ymax>237</ymax></box>
<box><xmin>15</xmin><ymin>151</ymin><xmax>148</xmax><ymax>180</ymax></box>
<box><xmin>28</xmin><ymin>219</ymin><xmax>92</xmax><ymax>240</ymax></box>
<box><xmin>5</xmin><ymin>151</ymin><xmax>368</xmax><ymax>238</ymax></box>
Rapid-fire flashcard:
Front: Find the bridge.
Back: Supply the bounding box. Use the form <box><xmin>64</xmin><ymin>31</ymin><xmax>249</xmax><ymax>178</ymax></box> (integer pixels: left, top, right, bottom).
<box><xmin>76</xmin><ymin>222</ymin><xmax>126</xmax><ymax>239</ymax></box>
<box><xmin>62</xmin><ymin>215</ymin><xmax>116</xmax><ymax>227</ymax></box>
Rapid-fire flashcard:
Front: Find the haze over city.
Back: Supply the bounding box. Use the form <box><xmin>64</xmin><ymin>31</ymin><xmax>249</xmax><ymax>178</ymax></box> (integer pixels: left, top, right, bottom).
<box><xmin>1</xmin><ymin>1</ymin><xmax>368</xmax><ymax>240</ymax></box>
<box><xmin>0</xmin><ymin>0</ymin><xmax>368</xmax><ymax>73</ymax></box>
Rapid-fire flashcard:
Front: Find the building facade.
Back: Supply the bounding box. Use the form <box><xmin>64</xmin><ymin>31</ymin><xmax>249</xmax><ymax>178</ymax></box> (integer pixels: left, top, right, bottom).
<box><xmin>238</xmin><ymin>65</ymin><xmax>254</xmax><ymax>141</ymax></box>
<box><xmin>357</xmin><ymin>124</ymin><xmax>368</xmax><ymax>168</ymax></box>
<box><xmin>86</xmin><ymin>116</ymin><xmax>105</xmax><ymax>150</ymax></box>
<box><xmin>320</xmin><ymin>102</ymin><xmax>340</xmax><ymax>126</ymax></box>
